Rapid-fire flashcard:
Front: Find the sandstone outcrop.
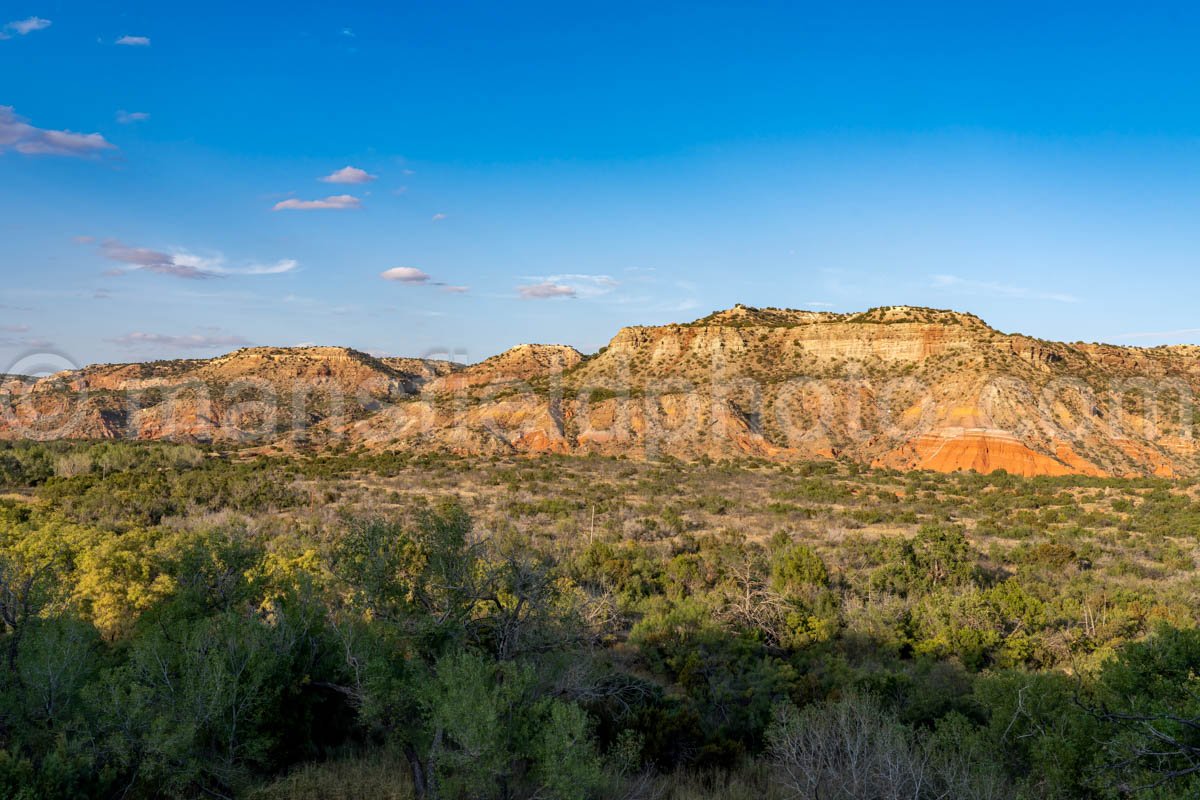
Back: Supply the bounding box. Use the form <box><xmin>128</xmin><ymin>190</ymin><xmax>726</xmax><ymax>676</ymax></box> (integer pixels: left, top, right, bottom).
<box><xmin>429</xmin><ymin>344</ymin><xmax>582</xmax><ymax>391</ymax></box>
<box><xmin>5</xmin><ymin>306</ymin><xmax>1200</xmax><ymax>476</ymax></box>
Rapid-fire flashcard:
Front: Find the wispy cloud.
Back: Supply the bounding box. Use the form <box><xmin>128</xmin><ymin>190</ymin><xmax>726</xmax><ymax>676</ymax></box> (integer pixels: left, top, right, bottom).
<box><xmin>273</xmin><ymin>194</ymin><xmax>361</xmax><ymax>211</ymax></box>
<box><xmin>0</xmin><ymin>324</ymin><xmax>30</xmax><ymax>333</ymax></box>
<box><xmin>116</xmin><ymin>110</ymin><xmax>149</xmax><ymax>124</ymax></box>
<box><xmin>518</xmin><ymin>273</ymin><xmax>617</xmax><ymax>300</ymax></box>
<box><xmin>519</xmin><ymin>282</ymin><xmax>577</xmax><ymax>299</ymax></box>
<box><xmin>1</xmin><ymin>16</ymin><xmax>51</xmax><ymax>38</ymax></box>
<box><xmin>431</xmin><ymin>212</ymin><xmax>447</xmax><ymax>221</ymax></box>
<box><xmin>554</xmin><ymin>274</ymin><xmax>617</xmax><ymax>296</ymax></box>
<box><xmin>109</xmin><ymin>331</ymin><xmax>250</xmax><ymax>350</ymax></box>
<box><xmin>380</xmin><ymin>267</ymin><xmax>468</xmax><ymax>293</ymax></box>
<box><xmin>238</xmin><ymin>259</ymin><xmax>299</xmax><ymax>275</ymax></box>
<box><xmin>381</xmin><ymin>267</ymin><xmax>431</xmax><ymax>284</ymax></box>
<box><xmin>115</xmin><ymin>35</ymin><xmax>150</xmax><ymax>46</ymax></box>
<box><xmin>0</xmin><ymin>335</ymin><xmax>53</xmax><ymax>349</ymax></box>
<box><xmin>600</xmin><ymin>270</ymin><xmax>702</xmax><ymax>313</ymax></box>
<box><xmin>98</xmin><ymin>239</ymin><xmax>298</xmax><ymax>279</ymax></box>
<box><xmin>100</xmin><ymin>241</ymin><xmax>212</xmax><ymax>279</ymax></box>
<box><xmin>931</xmin><ymin>274</ymin><xmax>1080</xmax><ymax>304</ymax></box>
<box><xmin>0</xmin><ymin>106</ymin><xmax>115</xmax><ymax>157</ymax></box>
<box><xmin>806</xmin><ymin>301</ymin><xmax>835</xmax><ymax>308</ymax></box>
<box><xmin>319</xmin><ymin>165</ymin><xmax>376</xmax><ymax>184</ymax></box>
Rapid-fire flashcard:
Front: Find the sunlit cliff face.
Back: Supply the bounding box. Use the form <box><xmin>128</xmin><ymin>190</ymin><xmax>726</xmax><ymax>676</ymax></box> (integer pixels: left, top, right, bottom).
<box><xmin>3</xmin><ymin>306</ymin><xmax>1199</xmax><ymax>478</ymax></box>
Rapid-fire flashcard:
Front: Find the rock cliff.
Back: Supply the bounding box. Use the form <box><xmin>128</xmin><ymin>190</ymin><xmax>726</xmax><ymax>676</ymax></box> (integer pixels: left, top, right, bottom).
<box><xmin>5</xmin><ymin>306</ymin><xmax>1200</xmax><ymax>476</ymax></box>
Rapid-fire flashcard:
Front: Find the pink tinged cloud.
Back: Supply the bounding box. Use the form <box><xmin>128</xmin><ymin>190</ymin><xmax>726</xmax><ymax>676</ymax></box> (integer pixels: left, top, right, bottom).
<box><xmin>99</xmin><ymin>240</ymin><xmax>207</xmax><ymax>279</ymax></box>
<box><xmin>116</xmin><ymin>35</ymin><xmax>150</xmax><ymax>46</ymax></box>
<box><xmin>99</xmin><ymin>239</ymin><xmax>298</xmax><ymax>279</ymax></box>
<box><xmin>319</xmin><ymin>166</ymin><xmax>376</xmax><ymax>184</ymax></box>
<box><xmin>273</xmin><ymin>194</ymin><xmax>361</xmax><ymax>211</ymax></box>
<box><xmin>0</xmin><ymin>106</ymin><xmax>115</xmax><ymax>157</ymax></box>
<box><xmin>380</xmin><ymin>267</ymin><xmax>431</xmax><ymax>284</ymax></box>
<box><xmin>518</xmin><ymin>282</ymin><xmax>577</xmax><ymax>299</ymax></box>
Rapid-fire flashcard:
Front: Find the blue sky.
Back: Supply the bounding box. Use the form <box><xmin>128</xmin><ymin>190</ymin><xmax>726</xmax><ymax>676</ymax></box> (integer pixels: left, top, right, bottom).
<box><xmin>4</xmin><ymin>1</ymin><xmax>1200</xmax><ymax>369</ymax></box>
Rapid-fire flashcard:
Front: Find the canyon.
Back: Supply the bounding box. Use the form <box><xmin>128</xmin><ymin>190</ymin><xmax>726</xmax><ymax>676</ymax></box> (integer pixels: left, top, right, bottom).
<box><xmin>4</xmin><ymin>305</ymin><xmax>1200</xmax><ymax>477</ymax></box>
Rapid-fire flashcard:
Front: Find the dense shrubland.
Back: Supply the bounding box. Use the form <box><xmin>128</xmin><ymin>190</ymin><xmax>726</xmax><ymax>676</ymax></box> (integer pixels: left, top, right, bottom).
<box><xmin>0</xmin><ymin>441</ymin><xmax>1199</xmax><ymax>798</ymax></box>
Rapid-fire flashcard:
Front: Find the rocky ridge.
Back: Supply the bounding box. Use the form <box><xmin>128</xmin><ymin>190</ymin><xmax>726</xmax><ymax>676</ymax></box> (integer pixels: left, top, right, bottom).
<box><xmin>4</xmin><ymin>306</ymin><xmax>1200</xmax><ymax>477</ymax></box>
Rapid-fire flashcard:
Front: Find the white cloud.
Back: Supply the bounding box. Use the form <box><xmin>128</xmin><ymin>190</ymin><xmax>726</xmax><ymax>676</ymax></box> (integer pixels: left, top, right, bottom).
<box><xmin>170</xmin><ymin>252</ymin><xmax>297</xmax><ymax>276</ymax></box>
<box><xmin>381</xmin><ymin>267</ymin><xmax>431</xmax><ymax>284</ymax></box>
<box><xmin>431</xmin><ymin>212</ymin><xmax>447</xmax><ymax>221</ymax></box>
<box><xmin>116</xmin><ymin>110</ymin><xmax>149</xmax><ymax>124</ymax></box>
<box><xmin>552</xmin><ymin>274</ymin><xmax>617</xmax><ymax>291</ymax></box>
<box><xmin>931</xmin><ymin>274</ymin><xmax>1079</xmax><ymax>304</ymax></box>
<box><xmin>0</xmin><ymin>106</ymin><xmax>115</xmax><ymax>157</ymax></box>
<box><xmin>236</xmin><ymin>259</ymin><xmax>299</xmax><ymax>275</ymax></box>
<box><xmin>379</xmin><ymin>267</ymin><xmax>468</xmax><ymax>293</ymax></box>
<box><xmin>0</xmin><ymin>324</ymin><xmax>30</xmax><ymax>333</ymax></box>
<box><xmin>518</xmin><ymin>273</ymin><xmax>618</xmax><ymax>300</ymax></box>
<box><xmin>115</xmin><ymin>35</ymin><xmax>150</xmax><ymax>46</ymax></box>
<box><xmin>273</xmin><ymin>194</ymin><xmax>361</xmax><ymax>211</ymax></box>
<box><xmin>99</xmin><ymin>239</ymin><xmax>298</xmax><ymax>279</ymax></box>
<box><xmin>2</xmin><ymin>16</ymin><xmax>51</xmax><ymax>37</ymax></box>
<box><xmin>806</xmin><ymin>301</ymin><xmax>835</xmax><ymax>308</ymax></box>
<box><xmin>319</xmin><ymin>165</ymin><xmax>376</xmax><ymax>184</ymax></box>
<box><xmin>519</xmin><ymin>282</ymin><xmax>577</xmax><ymax>299</ymax></box>
<box><xmin>110</xmin><ymin>331</ymin><xmax>249</xmax><ymax>350</ymax></box>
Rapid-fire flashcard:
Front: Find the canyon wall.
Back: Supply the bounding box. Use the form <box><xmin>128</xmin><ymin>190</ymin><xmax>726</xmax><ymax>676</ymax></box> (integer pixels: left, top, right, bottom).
<box><xmin>5</xmin><ymin>305</ymin><xmax>1200</xmax><ymax>477</ymax></box>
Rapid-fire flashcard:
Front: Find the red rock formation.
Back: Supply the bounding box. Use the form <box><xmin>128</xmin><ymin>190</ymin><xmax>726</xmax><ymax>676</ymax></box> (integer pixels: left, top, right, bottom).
<box><xmin>5</xmin><ymin>306</ymin><xmax>1200</xmax><ymax>476</ymax></box>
